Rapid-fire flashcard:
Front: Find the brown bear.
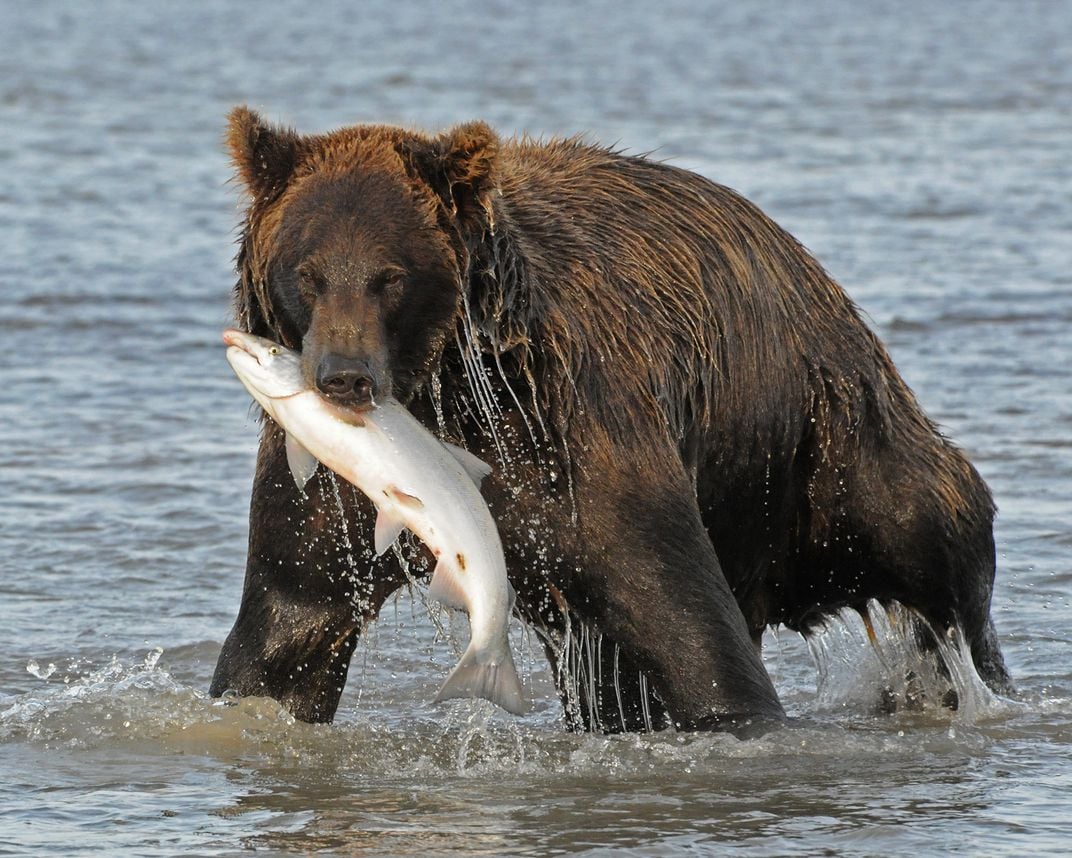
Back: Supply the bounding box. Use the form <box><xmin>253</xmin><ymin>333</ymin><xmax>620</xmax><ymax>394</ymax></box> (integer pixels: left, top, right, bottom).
<box><xmin>210</xmin><ymin>106</ymin><xmax>1012</xmax><ymax>732</ymax></box>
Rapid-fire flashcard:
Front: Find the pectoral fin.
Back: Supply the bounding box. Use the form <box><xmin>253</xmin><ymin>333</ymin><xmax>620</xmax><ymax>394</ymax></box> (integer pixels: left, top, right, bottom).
<box><xmin>443</xmin><ymin>442</ymin><xmax>493</xmax><ymax>486</ymax></box>
<box><xmin>427</xmin><ymin>559</ymin><xmax>468</xmax><ymax>610</ymax></box>
<box><xmin>285</xmin><ymin>432</ymin><xmax>319</xmax><ymax>490</ymax></box>
<box><xmin>373</xmin><ymin>509</ymin><xmax>406</xmax><ymax>556</ymax></box>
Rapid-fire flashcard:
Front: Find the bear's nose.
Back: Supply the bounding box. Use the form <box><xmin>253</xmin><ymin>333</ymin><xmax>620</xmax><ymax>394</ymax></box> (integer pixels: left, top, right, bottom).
<box><xmin>316</xmin><ymin>354</ymin><xmax>376</xmax><ymax>406</ymax></box>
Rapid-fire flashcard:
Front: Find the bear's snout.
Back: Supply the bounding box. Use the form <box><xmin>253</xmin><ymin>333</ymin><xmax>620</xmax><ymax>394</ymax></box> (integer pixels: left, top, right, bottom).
<box><xmin>315</xmin><ymin>353</ymin><xmax>377</xmax><ymax>407</ymax></box>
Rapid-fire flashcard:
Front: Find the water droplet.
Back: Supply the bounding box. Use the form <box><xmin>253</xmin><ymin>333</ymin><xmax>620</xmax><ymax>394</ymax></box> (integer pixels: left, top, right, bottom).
<box><xmin>26</xmin><ymin>660</ymin><xmax>56</xmax><ymax>680</ymax></box>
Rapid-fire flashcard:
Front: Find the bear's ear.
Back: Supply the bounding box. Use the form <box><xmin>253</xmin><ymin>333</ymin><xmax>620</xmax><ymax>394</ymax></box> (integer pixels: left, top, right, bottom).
<box><xmin>226</xmin><ymin>106</ymin><xmax>304</xmax><ymax>201</ymax></box>
<box><xmin>403</xmin><ymin>121</ymin><xmax>499</xmax><ymax>228</ymax></box>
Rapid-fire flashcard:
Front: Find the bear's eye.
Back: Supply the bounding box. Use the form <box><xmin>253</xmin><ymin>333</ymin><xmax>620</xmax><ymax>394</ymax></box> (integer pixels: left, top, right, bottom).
<box><xmin>370</xmin><ymin>268</ymin><xmax>406</xmax><ymax>297</ymax></box>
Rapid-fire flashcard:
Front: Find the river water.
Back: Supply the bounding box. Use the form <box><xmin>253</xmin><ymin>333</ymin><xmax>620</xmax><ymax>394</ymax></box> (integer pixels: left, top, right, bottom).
<box><xmin>2</xmin><ymin>1</ymin><xmax>1070</xmax><ymax>854</ymax></box>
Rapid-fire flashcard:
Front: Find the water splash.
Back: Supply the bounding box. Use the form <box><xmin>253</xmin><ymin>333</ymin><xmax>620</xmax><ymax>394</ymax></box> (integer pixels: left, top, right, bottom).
<box><xmin>805</xmin><ymin>600</ymin><xmax>1001</xmax><ymax>721</ymax></box>
<box><xmin>2</xmin><ymin>648</ymin><xmax>193</xmax><ymax>745</ymax></box>
<box><xmin>26</xmin><ymin>660</ymin><xmax>56</xmax><ymax>680</ymax></box>
<box><xmin>0</xmin><ymin>636</ymin><xmax>1044</xmax><ymax>784</ymax></box>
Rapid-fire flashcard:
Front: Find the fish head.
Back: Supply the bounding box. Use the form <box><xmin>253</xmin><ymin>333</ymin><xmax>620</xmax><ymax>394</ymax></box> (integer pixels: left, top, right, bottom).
<box><xmin>223</xmin><ymin>329</ymin><xmax>306</xmax><ymax>402</ymax></box>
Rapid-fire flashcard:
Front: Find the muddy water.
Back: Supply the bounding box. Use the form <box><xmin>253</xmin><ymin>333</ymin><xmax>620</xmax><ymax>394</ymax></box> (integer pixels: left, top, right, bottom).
<box><xmin>2</xmin><ymin>1</ymin><xmax>1071</xmax><ymax>854</ymax></box>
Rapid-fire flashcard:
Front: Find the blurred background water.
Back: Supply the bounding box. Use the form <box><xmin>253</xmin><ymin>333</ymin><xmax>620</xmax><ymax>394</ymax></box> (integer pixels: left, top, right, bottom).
<box><xmin>1</xmin><ymin>1</ymin><xmax>1070</xmax><ymax>854</ymax></box>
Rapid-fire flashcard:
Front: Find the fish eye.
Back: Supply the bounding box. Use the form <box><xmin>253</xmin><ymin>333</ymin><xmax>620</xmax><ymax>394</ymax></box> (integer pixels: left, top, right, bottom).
<box><xmin>269</xmin><ymin>346</ymin><xmax>280</xmax><ymax>356</ymax></box>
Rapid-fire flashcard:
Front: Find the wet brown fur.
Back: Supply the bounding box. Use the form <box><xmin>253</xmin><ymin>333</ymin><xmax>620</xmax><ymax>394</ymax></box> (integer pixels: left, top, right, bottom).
<box><xmin>211</xmin><ymin>107</ymin><xmax>1011</xmax><ymax>730</ymax></box>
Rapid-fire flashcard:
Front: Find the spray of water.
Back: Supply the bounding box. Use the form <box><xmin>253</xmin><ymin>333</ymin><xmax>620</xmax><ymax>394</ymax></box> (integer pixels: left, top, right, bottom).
<box><xmin>805</xmin><ymin>599</ymin><xmax>999</xmax><ymax>721</ymax></box>
<box><xmin>323</xmin><ymin>471</ymin><xmax>377</xmax><ymax>618</ymax></box>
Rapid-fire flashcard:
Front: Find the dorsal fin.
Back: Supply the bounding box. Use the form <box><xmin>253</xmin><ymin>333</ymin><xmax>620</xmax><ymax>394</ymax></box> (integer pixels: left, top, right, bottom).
<box><xmin>442</xmin><ymin>442</ymin><xmax>492</xmax><ymax>486</ymax></box>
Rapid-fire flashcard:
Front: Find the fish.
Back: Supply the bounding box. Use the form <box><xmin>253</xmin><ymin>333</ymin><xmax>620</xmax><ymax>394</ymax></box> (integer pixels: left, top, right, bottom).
<box><xmin>222</xmin><ymin>328</ymin><xmax>529</xmax><ymax>715</ymax></box>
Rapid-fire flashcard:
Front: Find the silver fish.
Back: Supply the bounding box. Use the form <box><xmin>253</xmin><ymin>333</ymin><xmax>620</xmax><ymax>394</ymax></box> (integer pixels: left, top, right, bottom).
<box><xmin>223</xmin><ymin>329</ymin><xmax>528</xmax><ymax>715</ymax></box>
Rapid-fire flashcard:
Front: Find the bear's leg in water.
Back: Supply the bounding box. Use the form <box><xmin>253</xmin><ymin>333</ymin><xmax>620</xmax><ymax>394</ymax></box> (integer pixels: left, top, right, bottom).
<box><xmin>561</xmin><ymin>446</ymin><xmax>786</xmax><ymax>733</ymax></box>
<box><xmin>210</xmin><ymin>425</ymin><xmax>409</xmax><ymax>722</ymax></box>
<box><xmin>844</xmin><ymin>449</ymin><xmax>1013</xmax><ymax>697</ymax></box>
<box><xmin>770</xmin><ymin>443</ymin><xmax>1014</xmax><ymax>701</ymax></box>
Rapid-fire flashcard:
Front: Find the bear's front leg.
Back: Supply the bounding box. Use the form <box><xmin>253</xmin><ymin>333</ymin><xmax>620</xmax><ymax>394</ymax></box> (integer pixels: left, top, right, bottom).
<box><xmin>210</xmin><ymin>425</ymin><xmax>408</xmax><ymax>722</ymax></box>
<box><xmin>563</xmin><ymin>442</ymin><xmax>786</xmax><ymax>733</ymax></box>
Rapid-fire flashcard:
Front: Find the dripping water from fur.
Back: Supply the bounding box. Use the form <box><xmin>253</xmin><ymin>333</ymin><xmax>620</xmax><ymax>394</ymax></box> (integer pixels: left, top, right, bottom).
<box><xmin>454</xmin><ymin>293</ymin><xmax>576</xmax><ymax>510</ymax></box>
<box><xmin>446</xmin><ymin>283</ymin><xmax>582</xmax><ymax>527</ymax></box>
<box><xmin>390</xmin><ymin>538</ymin><xmax>467</xmax><ymax>664</ymax></box>
<box><xmin>540</xmin><ymin>609</ymin><xmax>664</xmax><ymax>734</ymax></box>
<box><xmin>455</xmin><ymin>296</ymin><xmax>508</xmax><ymax>466</ymax></box>
<box><xmin>429</xmin><ymin>373</ymin><xmax>447</xmax><ymax>435</ymax></box>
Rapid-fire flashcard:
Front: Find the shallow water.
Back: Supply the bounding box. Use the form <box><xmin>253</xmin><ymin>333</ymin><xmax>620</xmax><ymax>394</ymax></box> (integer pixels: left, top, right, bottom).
<box><xmin>2</xmin><ymin>0</ymin><xmax>1071</xmax><ymax>854</ymax></box>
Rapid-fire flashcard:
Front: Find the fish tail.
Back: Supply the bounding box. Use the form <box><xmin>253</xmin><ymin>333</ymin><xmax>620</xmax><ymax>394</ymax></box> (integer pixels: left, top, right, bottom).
<box><xmin>434</xmin><ymin>640</ymin><xmax>530</xmax><ymax>716</ymax></box>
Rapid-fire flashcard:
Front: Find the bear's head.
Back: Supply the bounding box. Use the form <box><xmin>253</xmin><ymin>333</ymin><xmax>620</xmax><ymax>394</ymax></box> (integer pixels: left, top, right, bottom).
<box><xmin>226</xmin><ymin>106</ymin><xmax>498</xmax><ymax>409</ymax></box>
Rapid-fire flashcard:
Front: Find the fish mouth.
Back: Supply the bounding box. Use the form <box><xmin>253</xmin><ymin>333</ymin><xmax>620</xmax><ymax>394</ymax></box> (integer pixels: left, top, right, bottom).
<box><xmin>222</xmin><ymin>328</ymin><xmax>307</xmax><ymax>402</ymax></box>
<box><xmin>222</xmin><ymin>329</ymin><xmax>377</xmax><ymax>415</ymax></box>
<box><xmin>225</xmin><ymin>330</ymin><xmax>386</xmax><ymax>412</ymax></box>
<box><xmin>222</xmin><ymin>328</ymin><xmax>276</xmax><ymax>366</ymax></box>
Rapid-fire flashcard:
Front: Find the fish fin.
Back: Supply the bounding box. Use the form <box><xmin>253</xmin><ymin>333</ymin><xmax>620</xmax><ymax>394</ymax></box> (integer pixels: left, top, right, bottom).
<box><xmin>434</xmin><ymin>641</ymin><xmax>530</xmax><ymax>715</ymax></box>
<box><xmin>386</xmin><ymin>485</ymin><xmax>424</xmax><ymax>509</ymax></box>
<box><xmin>443</xmin><ymin>442</ymin><xmax>493</xmax><ymax>486</ymax></box>
<box><xmin>285</xmin><ymin>432</ymin><xmax>319</xmax><ymax>489</ymax></box>
<box><xmin>373</xmin><ymin>509</ymin><xmax>406</xmax><ymax>556</ymax></box>
<box><xmin>427</xmin><ymin>559</ymin><xmax>467</xmax><ymax>609</ymax></box>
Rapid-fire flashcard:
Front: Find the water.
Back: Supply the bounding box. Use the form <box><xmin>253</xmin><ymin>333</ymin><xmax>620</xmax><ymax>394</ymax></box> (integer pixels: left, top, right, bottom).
<box><xmin>2</xmin><ymin>0</ymin><xmax>1071</xmax><ymax>853</ymax></box>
